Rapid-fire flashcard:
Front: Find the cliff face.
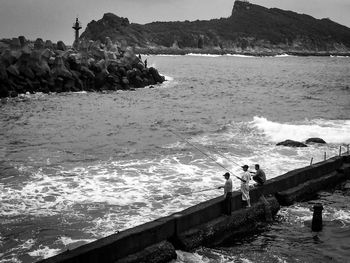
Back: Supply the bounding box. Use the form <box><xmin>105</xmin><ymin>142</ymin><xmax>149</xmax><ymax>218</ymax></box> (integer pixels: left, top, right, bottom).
<box><xmin>80</xmin><ymin>0</ymin><xmax>350</xmax><ymax>54</ymax></box>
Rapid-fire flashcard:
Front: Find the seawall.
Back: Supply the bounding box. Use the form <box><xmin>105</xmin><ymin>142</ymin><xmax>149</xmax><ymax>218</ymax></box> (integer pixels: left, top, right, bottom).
<box><xmin>38</xmin><ymin>155</ymin><xmax>350</xmax><ymax>263</ymax></box>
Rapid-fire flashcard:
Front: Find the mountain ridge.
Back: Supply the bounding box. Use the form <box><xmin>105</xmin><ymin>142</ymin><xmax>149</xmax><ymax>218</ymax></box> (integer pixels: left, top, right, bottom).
<box><xmin>80</xmin><ymin>0</ymin><xmax>350</xmax><ymax>55</ymax></box>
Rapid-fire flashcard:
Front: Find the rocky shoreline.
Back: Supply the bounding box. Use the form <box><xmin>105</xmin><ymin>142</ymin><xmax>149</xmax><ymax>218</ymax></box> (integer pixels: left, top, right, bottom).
<box><xmin>0</xmin><ymin>37</ymin><xmax>165</xmax><ymax>98</ymax></box>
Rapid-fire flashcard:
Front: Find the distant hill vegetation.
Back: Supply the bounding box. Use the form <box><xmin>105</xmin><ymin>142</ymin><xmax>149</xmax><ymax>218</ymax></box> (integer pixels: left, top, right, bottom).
<box><xmin>80</xmin><ymin>0</ymin><xmax>350</xmax><ymax>55</ymax></box>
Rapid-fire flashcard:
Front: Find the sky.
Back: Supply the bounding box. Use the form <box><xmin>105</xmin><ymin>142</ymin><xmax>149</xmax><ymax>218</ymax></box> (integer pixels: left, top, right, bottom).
<box><xmin>0</xmin><ymin>0</ymin><xmax>349</xmax><ymax>45</ymax></box>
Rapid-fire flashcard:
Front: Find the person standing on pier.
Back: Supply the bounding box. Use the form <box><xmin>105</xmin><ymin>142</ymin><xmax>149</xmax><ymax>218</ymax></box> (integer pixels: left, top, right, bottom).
<box><xmin>218</xmin><ymin>172</ymin><xmax>233</xmax><ymax>215</ymax></box>
<box><xmin>241</xmin><ymin>165</ymin><xmax>251</xmax><ymax>207</ymax></box>
<box><xmin>250</xmin><ymin>164</ymin><xmax>266</xmax><ymax>186</ymax></box>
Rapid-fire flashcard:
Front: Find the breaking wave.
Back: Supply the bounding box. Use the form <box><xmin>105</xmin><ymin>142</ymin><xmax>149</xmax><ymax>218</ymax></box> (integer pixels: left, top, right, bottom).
<box><xmin>251</xmin><ymin>116</ymin><xmax>350</xmax><ymax>144</ymax></box>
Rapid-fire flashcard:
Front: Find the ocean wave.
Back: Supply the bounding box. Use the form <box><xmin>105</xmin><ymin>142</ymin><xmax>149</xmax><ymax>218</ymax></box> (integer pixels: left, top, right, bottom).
<box><xmin>251</xmin><ymin>116</ymin><xmax>350</xmax><ymax>144</ymax></box>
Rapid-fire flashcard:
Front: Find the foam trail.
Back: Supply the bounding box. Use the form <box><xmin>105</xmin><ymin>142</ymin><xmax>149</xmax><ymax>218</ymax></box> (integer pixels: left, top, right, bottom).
<box><xmin>252</xmin><ymin>116</ymin><xmax>350</xmax><ymax>144</ymax></box>
<box><xmin>28</xmin><ymin>246</ymin><xmax>61</xmax><ymax>259</ymax></box>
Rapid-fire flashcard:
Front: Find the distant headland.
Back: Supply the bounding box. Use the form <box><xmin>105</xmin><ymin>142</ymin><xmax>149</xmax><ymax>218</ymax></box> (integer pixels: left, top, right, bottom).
<box><xmin>81</xmin><ymin>0</ymin><xmax>350</xmax><ymax>56</ymax></box>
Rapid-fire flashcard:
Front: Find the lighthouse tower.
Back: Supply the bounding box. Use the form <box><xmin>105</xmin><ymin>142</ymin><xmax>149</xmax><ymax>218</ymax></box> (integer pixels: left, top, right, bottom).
<box><xmin>72</xmin><ymin>17</ymin><xmax>82</xmax><ymax>49</ymax></box>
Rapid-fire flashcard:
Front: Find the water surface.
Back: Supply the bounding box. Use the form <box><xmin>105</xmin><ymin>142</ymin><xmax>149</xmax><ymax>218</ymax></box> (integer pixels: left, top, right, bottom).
<box><xmin>0</xmin><ymin>55</ymin><xmax>349</xmax><ymax>262</ymax></box>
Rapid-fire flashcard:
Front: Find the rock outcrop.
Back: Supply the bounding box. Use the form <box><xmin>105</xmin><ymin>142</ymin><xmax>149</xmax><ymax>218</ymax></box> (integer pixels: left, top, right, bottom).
<box><xmin>80</xmin><ymin>0</ymin><xmax>350</xmax><ymax>55</ymax></box>
<box><xmin>0</xmin><ymin>37</ymin><xmax>165</xmax><ymax>98</ymax></box>
<box><xmin>276</xmin><ymin>140</ymin><xmax>307</xmax><ymax>147</ymax></box>
<box><xmin>305</xmin><ymin>138</ymin><xmax>327</xmax><ymax>144</ymax></box>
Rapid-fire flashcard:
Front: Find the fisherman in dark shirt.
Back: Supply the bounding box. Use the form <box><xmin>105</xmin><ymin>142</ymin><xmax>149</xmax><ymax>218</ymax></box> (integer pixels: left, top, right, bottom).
<box><xmin>218</xmin><ymin>172</ymin><xmax>233</xmax><ymax>215</ymax></box>
<box><xmin>250</xmin><ymin>164</ymin><xmax>266</xmax><ymax>186</ymax></box>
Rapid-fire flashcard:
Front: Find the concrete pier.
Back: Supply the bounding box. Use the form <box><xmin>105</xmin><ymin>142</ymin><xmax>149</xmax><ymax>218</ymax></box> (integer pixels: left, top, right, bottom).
<box><xmin>38</xmin><ymin>155</ymin><xmax>350</xmax><ymax>263</ymax></box>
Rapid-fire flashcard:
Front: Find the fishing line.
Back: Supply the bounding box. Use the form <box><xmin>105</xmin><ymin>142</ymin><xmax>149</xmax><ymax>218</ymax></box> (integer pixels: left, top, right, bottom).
<box><xmin>168</xmin><ymin>128</ymin><xmax>270</xmax><ymax>211</ymax></box>
<box><xmin>167</xmin><ymin>129</ymin><xmax>244</xmax><ymax>182</ymax></box>
<box><xmin>208</xmin><ymin>147</ymin><xmax>242</xmax><ymax>168</ymax></box>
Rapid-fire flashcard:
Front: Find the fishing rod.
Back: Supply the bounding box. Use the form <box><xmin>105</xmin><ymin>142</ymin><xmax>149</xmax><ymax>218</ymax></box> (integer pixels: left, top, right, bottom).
<box><xmin>167</xmin><ymin>129</ymin><xmax>270</xmax><ymax>205</ymax></box>
<box><xmin>166</xmin><ymin>129</ymin><xmax>270</xmax><ymax>215</ymax></box>
<box><xmin>167</xmin><ymin>129</ymin><xmax>245</xmax><ymax>182</ymax></box>
<box><xmin>208</xmin><ymin>146</ymin><xmax>242</xmax><ymax>168</ymax></box>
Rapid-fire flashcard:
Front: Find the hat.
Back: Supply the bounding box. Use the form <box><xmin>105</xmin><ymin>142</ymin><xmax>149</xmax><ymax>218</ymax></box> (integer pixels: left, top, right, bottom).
<box><xmin>223</xmin><ymin>172</ymin><xmax>230</xmax><ymax>177</ymax></box>
<box><xmin>241</xmin><ymin>165</ymin><xmax>249</xmax><ymax>169</ymax></box>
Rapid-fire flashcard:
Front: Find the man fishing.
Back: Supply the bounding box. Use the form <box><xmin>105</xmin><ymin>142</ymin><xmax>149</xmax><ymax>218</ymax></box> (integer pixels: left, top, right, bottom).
<box><xmin>218</xmin><ymin>172</ymin><xmax>233</xmax><ymax>215</ymax></box>
<box><xmin>168</xmin><ymin>130</ymin><xmax>252</xmax><ymax>209</ymax></box>
<box><xmin>241</xmin><ymin>165</ymin><xmax>251</xmax><ymax>207</ymax></box>
<box><xmin>250</xmin><ymin>164</ymin><xmax>266</xmax><ymax>186</ymax></box>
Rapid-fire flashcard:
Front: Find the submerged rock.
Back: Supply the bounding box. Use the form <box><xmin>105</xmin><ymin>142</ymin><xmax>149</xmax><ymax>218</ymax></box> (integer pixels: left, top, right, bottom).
<box><xmin>276</xmin><ymin>140</ymin><xmax>307</xmax><ymax>147</ymax></box>
<box><xmin>305</xmin><ymin>138</ymin><xmax>327</xmax><ymax>144</ymax></box>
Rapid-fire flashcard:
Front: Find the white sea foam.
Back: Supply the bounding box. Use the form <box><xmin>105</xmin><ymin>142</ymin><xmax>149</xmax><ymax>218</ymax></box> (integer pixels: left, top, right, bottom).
<box><xmin>0</xmin><ymin>257</ymin><xmax>21</xmax><ymax>263</ymax></box>
<box><xmin>28</xmin><ymin>246</ymin><xmax>61</xmax><ymax>259</ymax></box>
<box><xmin>279</xmin><ymin>203</ymin><xmax>350</xmax><ymax>226</ymax></box>
<box><xmin>325</xmin><ymin>208</ymin><xmax>350</xmax><ymax>224</ymax></box>
<box><xmin>279</xmin><ymin>206</ymin><xmax>313</xmax><ymax>223</ymax></box>
<box><xmin>59</xmin><ymin>236</ymin><xmax>95</xmax><ymax>247</ymax></box>
<box><xmin>175</xmin><ymin>251</ymin><xmax>210</xmax><ymax>263</ymax></box>
<box><xmin>0</xmin><ymin>153</ymin><xmax>226</xmax><ymax>239</ymax></box>
<box><xmin>20</xmin><ymin>239</ymin><xmax>35</xmax><ymax>250</ymax></box>
<box><xmin>164</xmin><ymin>75</ymin><xmax>174</xmax><ymax>81</ymax></box>
<box><xmin>251</xmin><ymin>116</ymin><xmax>350</xmax><ymax>144</ymax></box>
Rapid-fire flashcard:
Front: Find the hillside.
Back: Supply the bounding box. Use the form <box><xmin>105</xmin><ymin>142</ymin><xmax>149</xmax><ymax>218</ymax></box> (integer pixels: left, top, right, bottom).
<box><xmin>80</xmin><ymin>0</ymin><xmax>350</xmax><ymax>55</ymax></box>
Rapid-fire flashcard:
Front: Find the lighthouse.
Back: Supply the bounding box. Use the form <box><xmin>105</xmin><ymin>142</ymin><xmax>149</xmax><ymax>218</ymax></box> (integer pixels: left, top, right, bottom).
<box><xmin>72</xmin><ymin>17</ymin><xmax>82</xmax><ymax>49</ymax></box>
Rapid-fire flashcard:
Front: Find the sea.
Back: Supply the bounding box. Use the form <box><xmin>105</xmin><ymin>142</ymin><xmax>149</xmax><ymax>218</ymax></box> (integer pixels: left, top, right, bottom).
<box><xmin>0</xmin><ymin>54</ymin><xmax>349</xmax><ymax>263</ymax></box>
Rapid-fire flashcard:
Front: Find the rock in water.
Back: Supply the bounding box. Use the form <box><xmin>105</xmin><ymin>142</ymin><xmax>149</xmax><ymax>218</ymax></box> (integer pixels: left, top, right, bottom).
<box><xmin>34</xmin><ymin>38</ymin><xmax>45</xmax><ymax>50</ymax></box>
<box><xmin>344</xmin><ymin>182</ymin><xmax>350</xmax><ymax>190</ymax></box>
<box><xmin>57</xmin><ymin>41</ymin><xmax>66</xmax><ymax>51</ymax></box>
<box><xmin>51</xmin><ymin>56</ymin><xmax>72</xmax><ymax>79</ymax></box>
<box><xmin>18</xmin><ymin>36</ymin><xmax>27</xmax><ymax>47</ymax></box>
<box><xmin>305</xmin><ymin>138</ymin><xmax>326</xmax><ymax>144</ymax></box>
<box><xmin>276</xmin><ymin>140</ymin><xmax>307</xmax><ymax>147</ymax></box>
<box><xmin>45</xmin><ymin>40</ymin><xmax>53</xmax><ymax>49</ymax></box>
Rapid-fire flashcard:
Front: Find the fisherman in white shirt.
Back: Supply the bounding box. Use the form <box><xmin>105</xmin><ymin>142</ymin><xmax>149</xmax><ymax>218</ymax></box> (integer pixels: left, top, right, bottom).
<box><xmin>241</xmin><ymin>165</ymin><xmax>251</xmax><ymax>207</ymax></box>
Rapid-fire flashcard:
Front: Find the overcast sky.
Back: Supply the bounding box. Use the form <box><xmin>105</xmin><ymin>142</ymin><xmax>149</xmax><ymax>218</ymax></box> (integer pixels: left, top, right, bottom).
<box><xmin>0</xmin><ymin>0</ymin><xmax>349</xmax><ymax>45</ymax></box>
